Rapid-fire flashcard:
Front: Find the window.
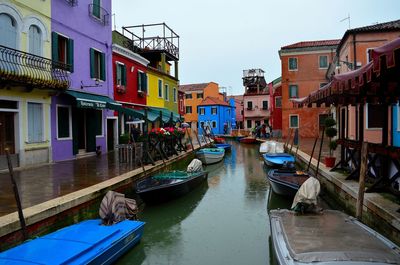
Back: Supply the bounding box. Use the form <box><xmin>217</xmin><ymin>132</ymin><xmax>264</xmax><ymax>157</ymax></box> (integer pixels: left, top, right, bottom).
<box><xmin>241</xmin><ymin>110</ymin><xmax>244</xmax><ymax>115</ymax></box>
<box><xmin>367</xmin><ymin>104</ymin><xmax>384</xmax><ymax>129</ymax></box>
<box><xmin>29</xmin><ymin>25</ymin><xmax>42</xmax><ymax>56</ymax></box>
<box><xmin>275</xmin><ymin>97</ymin><xmax>282</xmax><ymax>108</ymax></box>
<box><xmin>95</xmin><ymin>110</ymin><xmax>103</xmax><ymax>136</ymax></box>
<box><xmin>199</xmin><ymin>107</ymin><xmax>205</xmax><ymax>115</ymax></box>
<box><xmin>173</xmin><ymin>87</ymin><xmax>177</xmax><ymax>102</ymax></box>
<box><xmin>0</xmin><ymin>14</ymin><xmax>17</xmax><ymax>49</ymax></box>
<box><xmin>27</xmin><ymin>102</ymin><xmax>43</xmax><ymax>143</ymax></box>
<box><xmin>211</xmin><ymin>107</ymin><xmax>217</xmax><ymax>115</ymax></box>
<box><xmin>262</xmin><ymin>100</ymin><xmax>268</xmax><ymax>110</ymax></box>
<box><xmin>319</xmin><ymin>55</ymin><xmax>328</xmax><ymax>69</ymax></box>
<box><xmin>185</xmin><ymin>93</ymin><xmax>192</xmax><ymax>99</ymax></box>
<box><xmin>92</xmin><ymin>0</ymin><xmax>101</xmax><ymax>18</ymax></box>
<box><xmin>289</xmin><ymin>85</ymin><xmax>298</xmax><ymax>98</ymax></box>
<box><xmin>52</xmin><ymin>32</ymin><xmax>74</xmax><ymax>72</ymax></box>
<box><xmin>200</xmin><ymin>121</ymin><xmax>204</xmax><ymax>129</ymax></box>
<box><xmin>320</xmin><ymin>83</ymin><xmax>328</xmax><ymax>88</ymax></box>
<box><xmin>57</xmin><ymin>105</ymin><xmax>71</xmax><ymax>139</ymax></box>
<box><xmin>212</xmin><ymin>121</ymin><xmax>217</xmax><ymax>128</ymax></box>
<box><xmin>165</xmin><ymin>84</ymin><xmax>169</xmax><ymax>101</ymax></box>
<box><xmin>247</xmin><ymin>120</ymin><xmax>252</xmax><ymax>129</ymax></box>
<box><xmin>289</xmin><ymin>57</ymin><xmax>298</xmax><ymax>70</ymax></box>
<box><xmin>319</xmin><ymin>114</ymin><xmax>330</xmax><ymax>131</ymax></box>
<box><xmin>116</xmin><ymin>63</ymin><xmax>126</xmax><ymax>86</ymax></box>
<box><xmin>158</xmin><ymin>79</ymin><xmax>163</xmax><ymax>98</ymax></box>
<box><xmin>247</xmin><ymin>101</ymin><xmax>253</xmax><ymax>110</ymax></box>
<box><xmin>289</xmin><ymin>115</ymin><xmax>299</xmax><ymax>128</ymax></box>
<box><xmin>197</xmin><ymin>93</ymin><xmax>203</xmax><ymax>99</ymax></box>
<box><xmin>186</xmin><ymin>106</ymin><xmax>192</xmax><ymax>114</ymax></box>
<box><xmin>138</xmin><ymin>71</ymin><xmax>147</xmax><ymax>92</ymax></box>
<box><xmin>90</xmin><ymin>48</ymin><xmax>105</xmax><ymax>80</ymax></box>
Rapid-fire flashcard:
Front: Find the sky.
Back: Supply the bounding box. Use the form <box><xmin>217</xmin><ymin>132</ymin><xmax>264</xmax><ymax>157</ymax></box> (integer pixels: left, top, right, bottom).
<box><xmin>112</xmin><ymin>0</ymin><xmax>400</xmax><ymax>96</ymax></box>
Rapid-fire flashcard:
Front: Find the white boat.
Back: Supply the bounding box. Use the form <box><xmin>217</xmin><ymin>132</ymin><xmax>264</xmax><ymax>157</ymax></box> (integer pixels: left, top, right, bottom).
<box><xmin>195</xmin><ymin>148</ymin><xmax>225</xmax><ymax>165</ymax></box>
<box><xmin>259</xmin><ymin>140</ymin><xmax>284</xmax><ymax>154</ymax></box>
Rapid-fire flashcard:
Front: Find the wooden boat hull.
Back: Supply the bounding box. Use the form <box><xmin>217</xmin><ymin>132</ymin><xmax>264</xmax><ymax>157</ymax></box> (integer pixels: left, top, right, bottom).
<box><xmin>263</xmin><ymin>153</ymin><xmax>295</xmax><ymax>168</ymax></box>
<box><xmin>213</xmin><ymin>137</ymin><xmax>225</xmax><ymax>144</ymax></box>
<box><xmin>136</xmin><ymin>171</ymin><xmax>208</xmax><ymax>204</ymax></box>
<box><xmin>0</xmin><ymin>219</ymin><xmax>145</xmax><ymax>265</ymax></box>
<box><xmin>239</xmin><ymin>137</ymin><xmax>257</xmax><ymax>144</ymax></box>
<box><xmin>270</xmin><ymin>209</ymin><xmax>400</xmax><ymax>265</ymax></box>
<box><xmin>215</xmin><ymin>143</ymin><xmax>231</xmax><ymax>151</ymax></box>
<box><xmin>267</xmin><ymin>169</ymin><xmax>309</xmax><ymax>197</ymax></box>
<box><xmin>196</xmin><ymin>148</ymin><xmax>225</xmax><ymax>164</ymax></box>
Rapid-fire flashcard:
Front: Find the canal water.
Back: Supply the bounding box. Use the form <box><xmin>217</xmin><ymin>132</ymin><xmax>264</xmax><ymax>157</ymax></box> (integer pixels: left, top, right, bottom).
<box><xmin>117</xmin><ymin>140</ymin><xmax>292</xmax><ymax>265</ymax></box>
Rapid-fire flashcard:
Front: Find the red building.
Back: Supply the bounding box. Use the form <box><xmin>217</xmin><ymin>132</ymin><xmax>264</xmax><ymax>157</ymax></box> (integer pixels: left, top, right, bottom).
<box><xmin>269</xmin><ymin>77</ymin><xmax>282</xmax><ymax>136</ymax></box>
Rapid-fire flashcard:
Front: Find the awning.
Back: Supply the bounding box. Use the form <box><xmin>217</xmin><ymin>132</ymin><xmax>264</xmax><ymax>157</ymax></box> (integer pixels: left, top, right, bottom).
<box><xmin>111</xmin><ymin>104</ymin><xmax>144</xmax><ymax>119</ymax></box>
<box><xmin>371</xmin><ymin>37</ymin><xmax>400</xmax><ymax>76</ymax></box>
<box><xmin>135</xmin><ymin>109</ymin><xmax>160</xmax><ymax>122</ymax></box>
<box><xmin>147</xmin><ymin>107</ymin><xmax>182</xmax><ymax>123</ymax></box>
<box><xmin>65</xmin><ymin>90</ymin><xmax>116</xmax><ymax>109</ymax></box>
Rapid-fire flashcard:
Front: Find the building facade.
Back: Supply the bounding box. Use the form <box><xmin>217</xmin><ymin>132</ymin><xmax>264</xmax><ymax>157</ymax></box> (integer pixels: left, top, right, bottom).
<box><xmin>228</xmin><ymin>95</ymin><xmax>244</xmax><ymax>129</ymax></box>
<box><xmin>269</xmin><ymin>77</ymin><xmax>282</xmax><ymax>136</ymax></box>
<box><xmin>279</xmin><ymin>40</ymin><xmax>339</xmax><ymax>138</ymax></box>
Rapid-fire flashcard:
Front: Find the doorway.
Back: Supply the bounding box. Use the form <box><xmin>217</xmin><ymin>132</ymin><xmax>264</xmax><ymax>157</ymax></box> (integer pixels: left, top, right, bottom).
<box><xmin>107</xmin><ymin>118</ymin><xmax>116</xmax><ymax>151</ymax></box>
<box><xmin>0</xmin><ymin>112</ymin><xmax>15</xmax><ymax>155</ymax></box>
<box><xmin>77</xmin><ymin>110</ymin><xmax>86</xmax><ymax>153</ymax></box>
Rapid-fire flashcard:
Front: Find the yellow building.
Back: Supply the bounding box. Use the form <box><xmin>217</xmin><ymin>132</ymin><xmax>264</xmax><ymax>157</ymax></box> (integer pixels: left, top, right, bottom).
<box><xmin>0</xmin><ymin>1</ymin><xmax>69</xmax><ymax>169</ymax></box>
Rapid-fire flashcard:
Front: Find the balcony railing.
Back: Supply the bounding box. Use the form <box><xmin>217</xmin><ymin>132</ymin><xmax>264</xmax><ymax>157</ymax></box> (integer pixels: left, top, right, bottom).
<box><xmin>0</xmin><ymin>45</ymin><xmax>70</xmax><ymax>90</ymax></box>
<box><xmin>65</xmin><ymin>0</ymin><xmax>78</xmax><ymax>6</ymax></box>
<box><xmin>89</xmin><ymin>4</ymin><xmax>109</xmax><ymax>26</ymax></box>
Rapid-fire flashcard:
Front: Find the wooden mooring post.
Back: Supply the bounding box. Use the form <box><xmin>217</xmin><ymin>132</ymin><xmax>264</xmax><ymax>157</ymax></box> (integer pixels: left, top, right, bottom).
<box><xmin>356</xmin><ymin>142</ymin><xmax>368</xmax><ymax>220</ymax></box>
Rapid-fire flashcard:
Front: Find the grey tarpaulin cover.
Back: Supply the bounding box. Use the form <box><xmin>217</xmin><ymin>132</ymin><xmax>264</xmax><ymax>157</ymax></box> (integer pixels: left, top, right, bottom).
<box><xmin>187</xmin><ymin>158</ymin><xmax>203</xmax><ymax>173</ymax></box>
<box><xmin>99</xmin><ymin>190</ymin><xmax>138</xmax><ymax>225</ymax></box>
<box><xmin>291</xmin><ymin>176</ymin><xmax>320</xmax><ymax>209</ymax></box>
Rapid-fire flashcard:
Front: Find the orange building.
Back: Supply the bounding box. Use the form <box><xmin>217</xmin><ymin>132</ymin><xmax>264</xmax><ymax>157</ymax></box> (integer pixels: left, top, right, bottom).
<box><xmin>279</xmin><ymin>40</ymin><xmax>340</xmax><ymax>138</ymax></box>
<box><xmin>179</xmin><ymin>82</ymin><xmax>222</xmax><ymax>129</ymax></box>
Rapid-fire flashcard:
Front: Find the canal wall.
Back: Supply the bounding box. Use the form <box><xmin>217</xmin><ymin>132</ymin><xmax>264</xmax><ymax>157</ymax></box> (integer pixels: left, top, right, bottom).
<box><xmin>292</xmin><ymin>146</ymin><xmax>400</xmax><ymax>246</ymax></box>
<box><xmin>0</xmin><ymin>147</ymin><xmax>199</xmax><ymax>251</ymax></box>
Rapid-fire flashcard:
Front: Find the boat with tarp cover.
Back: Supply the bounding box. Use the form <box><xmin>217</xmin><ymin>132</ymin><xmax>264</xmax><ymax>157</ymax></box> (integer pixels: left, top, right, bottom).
<box><xmin>267</xmin><ymin>169</ymin><xmax>309</xmax><ymax>197</ymax></box>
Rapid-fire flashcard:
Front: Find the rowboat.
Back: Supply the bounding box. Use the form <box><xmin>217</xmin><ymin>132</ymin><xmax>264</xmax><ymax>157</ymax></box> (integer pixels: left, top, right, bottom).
<box><xmin>0</xmin><ymin>219</ymin><xmax>145</xmax><ymax>265</ymax></box>
<box><xmin>262</xmin><ymin>153</ymin><xmax>295</xmax><ymax>168</ymax></box>
<box><xmin>239</xmin><ymin>136</ymin><xmax>258</xmax><ymax>144</ymax></box>
<box><xmin>270</xmin><ymin>209</ymin><xmax>400</xmax><ymax>265</ymax></box>
<box><xmin>267</xmin><ymin>169</ymin><xmax>309</xmax><ymax>197</ymax></box>
<box><xmin>196</xmin><ymin>148</ymin><xmax>225</xmax><ymax>164</ymax></box>
<box><xmin>214</xmin><ymin>143</ymin><xmax>232</xmax><ymax>151</ymax></box>
<box><xmin>136</xmin><ymin>170</ymin><xmax>208</xmax><ymax>204</ymax></box>
<box><xmin>213</xmin><ymin>137</ymin><xmax>225</xmax><ymax>143</ymax></box>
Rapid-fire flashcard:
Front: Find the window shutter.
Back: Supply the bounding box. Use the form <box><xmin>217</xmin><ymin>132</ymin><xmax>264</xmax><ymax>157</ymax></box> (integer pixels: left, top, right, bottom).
<box><xmin>100</xmin><ymin>52</ymin><xmax>106</xmax><ymax>81</ymax></box>
<box><xmin>142</xmin><ymin>73</ymin><xmax>147</xmax><ymax>92</ymax></box>
<box><xmin>52</xmin><ymin>32</ymin><xmax>58</xmax><ymax>62</ymax></box>
<box><xmin>90</xmin><ymin>48</ymin><xmax>95</xmax><ymax>78</ymax></box>
<box><xmin>122</xmin><ymin>64</ymin><xmax>126</xmax><ymax>85</ymax></box>
<box><xmin>67</xmin><ymin>38</ymin><xmax>74</xmax><ymax>72</ymax></box>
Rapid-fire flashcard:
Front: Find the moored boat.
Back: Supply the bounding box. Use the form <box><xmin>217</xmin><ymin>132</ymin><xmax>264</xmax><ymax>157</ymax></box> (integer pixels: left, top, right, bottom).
<box><xmin>259</xmin><ymin>140</ymin><xmax>284</xmax><ymax>154</ymax></box>
<box><xmin>239</xmin><ymin>136</ymin><xmax>258</xmax><ymax>144</ymax></box>
<box><xmin>214</xmin><ymin>143</ymin><xmax>231</xmax><ymax>151</ymax></box>
<box><xmin>267</xmin><ymin>169</ymin><xmax>309</xmax><ymax>197</ymax></box>
<box><xmin>213</xmin><ymin>137</ymin><xmax>225</xmax><ymax>144</ymax></box>
<box><xmin>0</xmin><ymin>219</ymin><xmax>145</xmax><ymax>265</ymax></box>
<box><xmin>263</xmin><ymin>153</ymin><xmax>295</xmax><ymax>167</ymax></box>
<box><xmin>196</xmin><ymin>148</ymin><xmax>225</xmax><ymax>164</ymax></box>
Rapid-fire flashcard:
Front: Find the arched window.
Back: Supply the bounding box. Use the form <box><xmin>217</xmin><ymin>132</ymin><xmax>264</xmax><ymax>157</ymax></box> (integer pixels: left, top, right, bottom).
<box><xmin>0</xmin><ymin>13</ymin><xmax>17</xmax><ymax>49</ymax></box>
<box><xmin>29</xmin><ymin>25</ymin><xmax>41</xmax><ymax>56</ymax></box>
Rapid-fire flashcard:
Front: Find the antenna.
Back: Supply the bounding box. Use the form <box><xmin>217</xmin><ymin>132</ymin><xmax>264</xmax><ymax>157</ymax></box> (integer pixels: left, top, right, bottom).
<box><xmin>340</xmin><ymin>14</ymin><xmax>351</xmax><ymax>29</ymax></box>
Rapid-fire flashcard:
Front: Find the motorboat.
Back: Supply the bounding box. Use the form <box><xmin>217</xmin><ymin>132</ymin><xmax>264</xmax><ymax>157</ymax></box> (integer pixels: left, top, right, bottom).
<box><xmin>196</xmin><ymin>148</ymin><xmax>225</xmax><ymax>164</ymax></box>
<box><xmin>262</xmin><ymin>153</ymin><xmax>295</xmax><ymax>167</ymax></box>
<box><xmin>239</xmin><ymin>136</ymin><xmax>258</xmax><ymax>144</ymax></box>
<box><xmin>267</xmin><ymin>169</ymin><xmax>309</xmax><ymax>197</ymax></box>
<box><xmin>214</xmin><ymin>143</ymin><xmax>231</xmax><ymax>151</ymax></box>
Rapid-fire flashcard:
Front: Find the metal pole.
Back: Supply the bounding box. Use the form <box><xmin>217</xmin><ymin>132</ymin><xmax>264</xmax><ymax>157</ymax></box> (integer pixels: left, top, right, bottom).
<box><xmin>315</xmin><ymin>127</ymin><xmax>325</xmax><ymax>178</ymax></box>
<box><xmin>186</xmin><ymin>128</ymin><xmax>194</xmax><ymax>151</ymax></box>
<box><xmin>307</xmin><ymin>136</ymin><xmax>319</xmax><ymax>172</ymax></box>
<box><xmin>6</xmin><ymin>149</ymin><xmax>28</xmax><ymax>240</ymax></box>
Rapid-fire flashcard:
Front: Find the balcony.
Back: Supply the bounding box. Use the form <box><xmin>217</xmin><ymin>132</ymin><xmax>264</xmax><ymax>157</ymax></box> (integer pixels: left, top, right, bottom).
<box><xmin>0</xmin><ymin>45</ymin><xmax>70</xmax><ymax>90</ymax></box>
<box><xmin>65</xmin><ymin>0</ymin><xmax>78</xmax><ymax>6</ymax></box>
<box><xmin>89</xmin><ymin>4</ymin><xmax>109</xmax><ymax>26</ymax></box>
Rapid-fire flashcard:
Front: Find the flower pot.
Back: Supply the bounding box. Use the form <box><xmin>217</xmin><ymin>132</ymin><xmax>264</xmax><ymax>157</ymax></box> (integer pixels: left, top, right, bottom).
<box><xmin>324</xmin><ymin>156</ymin><xmax>336</xmax><ymax>168</ymax></box>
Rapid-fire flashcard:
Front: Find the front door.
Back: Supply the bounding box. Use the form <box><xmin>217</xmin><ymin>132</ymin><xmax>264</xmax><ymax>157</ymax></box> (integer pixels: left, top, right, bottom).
<box><xmin>0</xmin><ymin>112</ymin><xmax>15</xmax><ymax>155</ymax></box>
<box><xmin>107</xmin><ymin>119</ymin><xmax>114</xmax><ymax>151</ymax></box>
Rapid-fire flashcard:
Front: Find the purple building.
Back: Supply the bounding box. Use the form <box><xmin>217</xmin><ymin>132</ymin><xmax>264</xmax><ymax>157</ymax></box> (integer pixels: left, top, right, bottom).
<box><xmin>51</xmin><ymin>0</ymin><xmax>115</xmax><ymax>161</ymax></box>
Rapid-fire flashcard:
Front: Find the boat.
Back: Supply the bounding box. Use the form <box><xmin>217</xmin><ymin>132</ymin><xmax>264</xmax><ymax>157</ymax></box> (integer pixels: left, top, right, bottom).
<box><xmin>235</xmin><ymin>135</ymin><xmax>246</xmax><ymax>142</ymax></box>
<box><xmin>196</xmin><ymin>148</ymin><xmax>225</xmax><ymax>164</ymax></box>
<box><xmin>214</xmin><ymin>143</ymin><xmax>231</xmax><ymax>151</ymax></box>
<box><xmin>212</xmin><ymin>136</ymin><xmax>225</xmax><ymax>144</ymax></box>
<box><xmin>0</xmin><ymin>219</ymin><xmax>145</xmax><ymax>264</ymax></box>
<box><xmin>270</xmin><ymin>209</ymin><xmax>400</xmax><ymax>265</ymax></box>
<box><xmin>136</xmin><ymin>170</ymin><xmax>208</xmax><ymax>204</ymax></box>
<box><xmin>262</xmin><ymin>153</ymin><xmax>295</xmax><ymax>167</ymax></box>
<box><xmin>239</xmin><ymin>136</ymin><xmax>258</xmax><ymax>144</ymax></box>
<box><xmin>267</xmin><ymin>169</ymin><xmax>309</xmax><ymax>197</ymax></box>
<box><xmin>259</xmin><ymin>140</ymin><xmax>284</xmax><ymax>154</ymax></box>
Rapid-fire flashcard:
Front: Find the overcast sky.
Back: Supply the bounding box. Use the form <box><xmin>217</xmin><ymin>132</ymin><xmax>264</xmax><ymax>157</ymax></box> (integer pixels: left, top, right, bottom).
<box><xmin>112</xmin><ymin>0</ymin><xmax>400</xmax><ymax>95</ymax></box>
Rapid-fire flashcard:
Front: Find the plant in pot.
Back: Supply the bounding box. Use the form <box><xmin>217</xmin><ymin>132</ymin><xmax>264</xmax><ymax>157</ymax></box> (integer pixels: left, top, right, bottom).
<box><xmin>324</xmin><ymin>117</ymin><xmax>338</xmax><ymax>167</ymax></box>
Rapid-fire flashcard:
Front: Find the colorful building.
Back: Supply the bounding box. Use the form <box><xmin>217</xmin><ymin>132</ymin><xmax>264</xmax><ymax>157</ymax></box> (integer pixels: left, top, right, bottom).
<box><xmin>242</xmin><ymin>69</ymin><xmax>270</xmax><ymax>131</ymax></box>
<box><xmin>178</xmin><ymin>88</ymin><xmax>185</xmax><ymax>116</ymax></box>
<box><xmin>279</xmin><ymin>40</ymin><xmax>339</xmax><ymax>138</ymax></box>
<box><xmin>179</xmin><ymin>82</ymin><xmax>222</xmax><ymax>130</ymax></box>
<box><xmin>269</xmin><ymin>77</ymin><xmax>282</xmax><ymax>136</ymax></box>
<box><xmin>197</xmin><ymin>97</ymin><xmax>236</xmax><ymax>135</ymax></box>
<box><xmin>228</xmin><ymin>95</ymin><xmax>244</xmax><ymax>129</ymax></box>
<box><xmin>0</xmin><ymin>0</ymin><xmax>70</xmax><ymax>169</ymax></box>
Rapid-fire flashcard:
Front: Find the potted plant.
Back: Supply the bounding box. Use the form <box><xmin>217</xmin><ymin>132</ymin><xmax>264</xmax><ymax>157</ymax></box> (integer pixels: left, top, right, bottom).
<box><xmin>324</xmin><ymin>117</ymin><xmax>338</xmax><ymax>167</ymax></box>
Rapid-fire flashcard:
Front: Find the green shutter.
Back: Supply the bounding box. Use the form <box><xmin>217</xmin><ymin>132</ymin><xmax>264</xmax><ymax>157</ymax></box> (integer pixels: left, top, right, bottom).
<box><xmin>100</xmin><ymin>52</ymin><xmax>106</xmax><ymax>81</ymax></box>
<box><xmin>93</xmin><ymin>0</ymin><xmax>100</xmax><ymax>18</ymax></box>
<box><xmin>51</xmin><ymin>32</ymin><xmax>58</xmax><ymax>62</ymax></box>
<box><xmin>67</xmin><ymin>38</ymin><xmax>74</xmax><ymax>72</ymax></box>
<box><xmin>137</xmin><ymin>71</ymin><xmax>141</xmax><ymax>90</ymax></box>
<box><xmin>122</xmin><ymin>64</ymin><xmax>126</xmax><ymax>86</ymax></box>
<box><xmin>143</xmin><ymin>73</ymin><xmax>147</xmax><ymax>92</ymax></box>
<box><xmin>90</xmin><ymin>48</ymin><xmax>95</xmax><ymax>78</ymax></box>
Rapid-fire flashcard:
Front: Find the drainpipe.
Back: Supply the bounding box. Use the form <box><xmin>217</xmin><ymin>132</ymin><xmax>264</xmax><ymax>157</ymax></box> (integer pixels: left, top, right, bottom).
<box><xmin>353</xmin><ymin>34</ymin><xmax>357</xmax><ymax>70</ymax></box>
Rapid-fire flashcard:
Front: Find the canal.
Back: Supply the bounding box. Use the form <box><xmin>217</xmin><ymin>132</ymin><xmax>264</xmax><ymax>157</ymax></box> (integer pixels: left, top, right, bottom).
<box><xmin>117</xmin><ymin>140</ymin><xmax>292</xmax><ymax>265</ymax></box>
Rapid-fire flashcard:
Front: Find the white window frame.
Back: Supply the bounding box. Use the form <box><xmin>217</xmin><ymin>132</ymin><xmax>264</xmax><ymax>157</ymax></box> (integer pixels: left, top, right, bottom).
<box><xmin>319</xmin><ymin>55</ymin><xmax>328</xmax><ymax>69</ymax></box>
<box><xmin>173</xmin><ymin>87</ymin><xmax>177</xmax><ymax>103</ymax></box>
<box><xmin>289</xmin><ymin>84</ymin><xmax>298</xmax><ymax>98</ymax></box>
<box><xmin>137</xmin><ymin>70</ymin><xmax>145</xmax><ymax>92</ymax></box>
<box><xmin>165</xmin><ymin>83</ymin><xmax>169</xmax><ymax>101</ymax></box>
<box><xmin>288</xmin><ymin>57</ymin><xmax>298</xmax><ymax>71</ymax></box>
<box><xmin>289</xmin><ymin>114</ymin><xmax>299</xmax><ymax>129</ymax></box>
<box><xmin>199</xmin><ymin>107</ymin><xmax>205</xmax><ymax>115</ymax></box>
<box><xmin>116</xmin><ymin>61</ymin><xmax>125</xmax><ymax>86</ymax></box>
<box><xmin>56</xmin><ymin>104</ymin><xmax>72</xmax><ymax>140</ymax></box>
<box><xmin>26</xmin><ymin>101</ymin><xmax>45</xmax><ymax>143</ymax></box>
<box><xmin>275</xmin><ymin>96</ymin><xmax>282</xmax><ymax>108</ymax></box>
<box><xmin>211</xmin><ymin>107</ymin><xmax>217</xmax><ymax>115</ymax></box>
<box><xmin>158</xmin><ymin>79</ymin><xmax>163</xmax><ymax>98</ymax></box>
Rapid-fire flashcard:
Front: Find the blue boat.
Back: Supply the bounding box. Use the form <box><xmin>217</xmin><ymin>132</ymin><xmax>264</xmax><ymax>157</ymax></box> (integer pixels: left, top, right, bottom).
<box><xmin>215</xmin><ymin>143</ymin><xmax>231</xmax><ymax>151</ymax></box>
<box><xmin>196</xmin><ymin>148</ymin><xmax>225</xmax><ymax>164</ymax></box>
<box><xmin>263</xmin><ymin>153</ymin><xmax>295</xmax><ymax>168</ymax></box>
<box><xmin>0</xmin><ymin>219</ymin><xmax>145</xmax><ymax>265</ymax></box>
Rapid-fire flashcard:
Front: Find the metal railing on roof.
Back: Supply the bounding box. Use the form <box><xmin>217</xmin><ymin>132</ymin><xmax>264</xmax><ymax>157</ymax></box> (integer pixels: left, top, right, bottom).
<box><xmin>88</xmin><ymin>4</ymin><xmax>109</xmax><ymax>26</ymax></box>
<box><xmin>0</xmin><ymin>45</ymin><xmax>70</xmax><ymax>90</ymax></box>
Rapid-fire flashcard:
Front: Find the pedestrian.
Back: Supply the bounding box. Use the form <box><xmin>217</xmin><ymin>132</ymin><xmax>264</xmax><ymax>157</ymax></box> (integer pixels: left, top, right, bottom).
<box><xmin>261</xmin><ymin>124</ymin><xmax>266</xmax><ymax>138</ymax></box>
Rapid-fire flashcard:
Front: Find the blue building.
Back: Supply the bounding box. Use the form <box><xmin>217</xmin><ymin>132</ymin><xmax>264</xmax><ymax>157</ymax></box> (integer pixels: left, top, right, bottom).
<box><xmin>197</xmin><ymin>97</ymin><xmax>236</xmax><ymax>135</ymax></box>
